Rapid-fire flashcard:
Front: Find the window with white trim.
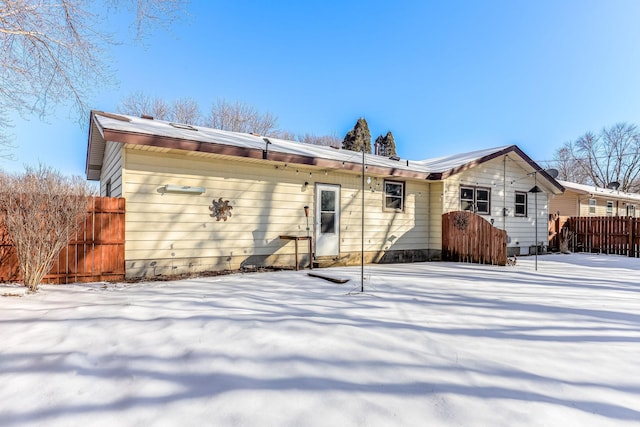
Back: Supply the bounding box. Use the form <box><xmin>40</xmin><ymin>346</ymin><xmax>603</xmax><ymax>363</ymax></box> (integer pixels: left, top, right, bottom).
<box><xmin>460</xmin><ymin>186</ymin><xmax>491</xmax><ymax>215</ymax></box>
<box><xmin>606</xmin><ymin>201</ymin><xmax>614</xmax><ymax>216</ymax></box>
<box><xmin>384</xmin><ymin>181</ymin><xmax>404</xmax><ymax>211</ymax></box>
<box><xmin>627</xmin><ymin>204</ymin><xmax>636</xmax><ymax>217</ymax></box>
<box><xmin>515</xmin><ymin>192</ymin><xmax>527</xmax><ymax>217</ymax></box>
<box><xmin>588</xmin><ymin>199</ymin><xmax>596</xmax><ymax>215</ymax></box>
<box><xmin>460</xmin><ymin>187</ymin><xmax>474</xmax><ymax>211</ymax></box>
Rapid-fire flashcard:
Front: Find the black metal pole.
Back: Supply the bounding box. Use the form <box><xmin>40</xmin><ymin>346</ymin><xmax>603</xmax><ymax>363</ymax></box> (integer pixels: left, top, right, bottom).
<box><xmin>361</xmin><ymin>149</ymin><xmax>365</xmax><ymax>293</ymax></box>
<box><xmin>535</xmin><ymin>172</ymin><xmax>538</xmax><ymax>271</ymax></box>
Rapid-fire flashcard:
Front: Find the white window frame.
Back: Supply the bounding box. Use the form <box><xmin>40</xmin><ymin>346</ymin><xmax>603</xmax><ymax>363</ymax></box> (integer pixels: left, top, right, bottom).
<box><xmin>515</xmin><ymin>191</ymin><xmax>527</xmax><ymax>217</ymax></box>
<box><xmin>606</xmin><ymin>200</ymin><xmax>614</xmax><ymax>216</ymax></box>
<box><xmin>460</xmin><ymin>186</ymin><xmax>491</xmax><ymax>215</ymax></box>
<box><xmin>588</xmin><ymin>198</ymin><xmax>596</xmax><ymax>215</ymax></box>
<box><xmin>384</xmin><ymin>180</ymin><xmax>404</xmax><ymax>212</ymax></box>
<box><xmin>460</xmin><ymin>187</ymin><xmax>475</xmax><ymax>212</ymax></box>
<box><xmin>627</xmin><ymin>204</ymin><xmax>636</xmax><ymax>217</ymax></box>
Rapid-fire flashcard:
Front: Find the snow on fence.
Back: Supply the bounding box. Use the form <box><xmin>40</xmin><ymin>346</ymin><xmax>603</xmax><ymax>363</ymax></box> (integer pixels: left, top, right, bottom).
<box><xmin>549</xmin><ymin>216</ymin><xmax>640</xmax><ymax>257</ymax></box>
<box><xmin>0</xmin><ymin>197</ymin><xmax>125</xmax><ymax>284</ymax></box>
<box><xmin>442</xmin><ymin>211</ymin><xmax>507</xmax><ymax>266</ymax></box>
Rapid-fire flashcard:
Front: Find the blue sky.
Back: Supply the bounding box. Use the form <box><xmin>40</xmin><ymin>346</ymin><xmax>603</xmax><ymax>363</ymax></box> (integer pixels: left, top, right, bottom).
<box><xmin>4</xmin><ymin>0</ymin><xmax>640</xmax><ymax>176</ymax></box>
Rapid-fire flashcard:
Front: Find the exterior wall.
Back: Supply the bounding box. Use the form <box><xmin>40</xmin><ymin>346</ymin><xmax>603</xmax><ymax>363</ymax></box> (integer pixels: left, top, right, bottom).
<box><xmin>99</xmin><ymin>141</ymin><xmax>124</xmax><ymax>197</ymax></box>
<box><xmin>577</xmin><ymin>196</ymin><xmax>636</xmax><ymax>217</ymax></box>
<box><xmin>428</xmin><ymin>181</ymin><xmax>444</xmax><ymax>252</ymax></box>
<box><xmin>549</xmin><ymin>192</ymin><xmax>579</xmax><ymax>216</ymax></box>
<box><xmin>121</xmin><ymin>147</ymin><xmax>432</xmax><ymax>278</ymax></box>
<box><xmin>440</xmin><ymin>155</ymin><xmax>550</xmax><ymax>256</ymax></box>
<box><xmin>336</xmin><ymin>176</ymin><xmax>431</xmax><ymax>264</ymax></box>
<box><xmin>552</xmin><ymin>189</ymin><xmax>640</xmax><ymax>218</ymax></box>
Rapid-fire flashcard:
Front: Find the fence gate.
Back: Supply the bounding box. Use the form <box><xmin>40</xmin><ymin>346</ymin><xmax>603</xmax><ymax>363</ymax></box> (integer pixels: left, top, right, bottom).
<box><xmin>442</xmin><ymin>211</ymin><xmax>507</xmax><ymax>265</ymax></box>
<box><xmin>0</xmin><ymin>197</ymin><xmax>125</xmax><ymax>284</ymax></box>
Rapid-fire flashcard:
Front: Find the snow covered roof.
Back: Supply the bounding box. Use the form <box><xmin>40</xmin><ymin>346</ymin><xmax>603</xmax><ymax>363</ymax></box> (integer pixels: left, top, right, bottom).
<box><xmin>86</xmin><ymin>111</ymin><xmax>563</xmax><ymax>193</ymax></box>
<box><xmin>558</xmin><ymin>180</ymin><xmax>640</xmax><ymax>202</ymax></box>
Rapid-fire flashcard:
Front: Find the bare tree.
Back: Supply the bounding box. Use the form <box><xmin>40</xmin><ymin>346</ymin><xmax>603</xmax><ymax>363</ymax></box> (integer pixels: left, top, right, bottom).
<box><xmin>206</xmin><ymin>98</ymin><xmax>279</xmax><ymax>136</ymax></box>
<box><xmin>551</xmin><ymin>123</ymin><xmax>640</xmax><ymax>192</ymax></box>
<box><xmin>273</xmin><ymin>130</ymin><xmax>298</xmax><ymax>141</ymax></box>
<box><xmin>118</xmin><ymin>91</ymin><xmax>172</xmax><ymax>120</ymax></box>
<box><xmin>118</xmin><ymin>93</ymin><xmax>340</xmax><ymax>145</ymax></box>
<box><xmin>118</xmin><ymin>93</ymin><xmax>200</xmax><ymax>124</ymax></box>
<box><xmin>550</xmin><ymin>141</ymin><xmax>590</xmax><ymax>184</ymax></box>
<box><xmin>0</xmin><ymin>165</ymin><xmax>94</xmax><ymax>291</ymax></box>
<box><xmin>269</xmin><ymin>130</ymin><xmax>342</xmax><ymax>146</ymax></box>
<box><xmin>298</xmin><ymin>133</ymin><xmax>342</xmax><ymax>147</ymax></box>
<box><xmin>0</xmin><ymin>105</ymin><xmax>13</xmax><ymax>158</ymax></box>
<box><xmin>0</xmin><ymin>0</ymin><xmax>188</xmax><ymax>154</ymax></box>
<box><xmin>172</xmin><ymin>97</ymin><xmax>200</xmax><ymax>125</ymax></box>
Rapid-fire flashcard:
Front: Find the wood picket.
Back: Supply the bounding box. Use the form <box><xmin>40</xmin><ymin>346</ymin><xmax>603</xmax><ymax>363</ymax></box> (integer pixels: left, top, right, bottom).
<box><xmin>0</xmin><ymin>197</ymin><xmax>125</xmax><ymax>284</ymax></box>
<box><xmin>442</xmin><ymin>211</ymin><xmax>507</xmax><ymax>266</ymax></box>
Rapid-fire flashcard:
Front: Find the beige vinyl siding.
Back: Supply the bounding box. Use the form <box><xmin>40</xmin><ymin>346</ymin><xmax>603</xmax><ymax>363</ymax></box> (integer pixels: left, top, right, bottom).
<box><xmin>337</xmin><ymin>178</ymin><xmax>429</xmax><ymax>254</ymax></box>
<box><xmin>122</xmin><ymin>148</ymin><xmax>430</xmax><ymax>276</ymax></box>
<box><xmin>99</xmin><ymin>141</ymin><xmax>123</xmax><ymax>197</ymax></box>
<box><xmin>441</xmin><ymin>155</ymin><xmax>550</xmax><ymax>254</ymax></box>
<box><xmin>549</xmin><ymin>192</ymin><xmax>580</xmax><ymax>216</ymax></box>
<box><xmin>428</xmin><ymin>181</ymin><xmax>443</xmax><ymax>249</ymax></box>
<box><xmin>578</xmin><ymin>197</ymin><xmax>624</xmax><ymax>217</ymax></box>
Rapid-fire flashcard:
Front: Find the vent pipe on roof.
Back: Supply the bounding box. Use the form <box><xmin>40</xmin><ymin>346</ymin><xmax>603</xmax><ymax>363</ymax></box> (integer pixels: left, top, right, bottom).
<box><xmin>141</xmin><ymin>115</ymin><xmax>154</xmax><ymax>120</ymax></box>
<box><xmin>263</xmin><ymin>138</ymin><xmax>271</xmax><ymax>160</ymax></box>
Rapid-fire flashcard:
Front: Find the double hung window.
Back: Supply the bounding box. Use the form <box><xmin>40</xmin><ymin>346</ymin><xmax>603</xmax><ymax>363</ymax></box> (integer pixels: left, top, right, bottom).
<box><xmin>384</xmin><ymin>181</ymin><xmax>405</xmax><ymax>211</ymax></box>
<box><xmin>460</xmin><ymin>186</ymin><xmax>490</xmax><ymax>215</ymax></box>
<box><xmin>515</xmin><ymin>192</ymin><xmax>527</xmax><ymax>217</ymax></box>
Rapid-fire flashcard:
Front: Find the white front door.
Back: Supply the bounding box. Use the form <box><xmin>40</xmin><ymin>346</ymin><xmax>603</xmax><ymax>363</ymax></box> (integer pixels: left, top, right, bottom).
<box><xmin>315</xmin><ymin>184</ymin><xmax>340</xmax><ymax>257</ymax></box>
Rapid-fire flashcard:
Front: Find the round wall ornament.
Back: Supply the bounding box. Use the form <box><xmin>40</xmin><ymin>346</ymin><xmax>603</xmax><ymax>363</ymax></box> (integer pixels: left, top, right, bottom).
<box><xmin>209</xmin><ymin>198</ymin><xmax>233</xmax><ymax>221</ymax></box>
<box><xmin>453</xmin><ymin>211</ymin><xmax>469</xmax><ymax>230</ymax></box>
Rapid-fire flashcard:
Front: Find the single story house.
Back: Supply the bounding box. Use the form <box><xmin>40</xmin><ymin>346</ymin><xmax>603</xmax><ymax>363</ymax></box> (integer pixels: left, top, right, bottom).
<box><xmin>549</xmin><ymin>180</ymin><xmax>640</xmax><ymax>218</ymax></box>
<box><xmin>86</xmin><ymin>111</ymin><xmax>564</xmax><ymax>278</ymax></box>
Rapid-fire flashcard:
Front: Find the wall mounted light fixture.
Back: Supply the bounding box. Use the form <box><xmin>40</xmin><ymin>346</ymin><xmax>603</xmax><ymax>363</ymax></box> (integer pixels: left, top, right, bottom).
<box><xmin>162</xmin><ymin>185</ymin><xmax>206</xmax><ymax>194</ymax></box>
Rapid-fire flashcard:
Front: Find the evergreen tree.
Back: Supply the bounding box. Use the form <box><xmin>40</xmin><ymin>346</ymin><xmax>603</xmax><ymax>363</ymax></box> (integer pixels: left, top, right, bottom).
<box><xmin>342</xmin><ymin>118</ymin><xmax>372</xmax><ymax>153</ymax></box>
<box><xmin>374</xmin><ymin>131</ymin><xmax>397</xmax><ymax>157</ymax></box>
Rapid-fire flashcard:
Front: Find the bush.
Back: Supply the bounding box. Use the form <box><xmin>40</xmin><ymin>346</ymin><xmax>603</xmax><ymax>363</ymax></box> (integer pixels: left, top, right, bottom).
<box><xmin>0</xmin><ymin>165</ymin><xmax>94</xmax><ymax>291</ymax></box>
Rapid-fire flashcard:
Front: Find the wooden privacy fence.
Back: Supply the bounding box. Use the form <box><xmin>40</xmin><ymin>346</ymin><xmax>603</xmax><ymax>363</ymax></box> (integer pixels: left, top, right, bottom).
<box><xmin>0</xmin><ymin>197</ymin><xmax>125</xmax><ymax>284</ymax></box>
<box><xmin>442</xmin><ymin>211</ymin><xmax>507</xmax><ymax>266</ymax></box>
<box><xmin>548</xmin><ymin>215</ymin><xmax>570</xmax><ymax>251</ymax></box>
<box><xmin>549</xmin><ymin>216</ymin><xmax>640</xmax><ymax>257</ymax></box>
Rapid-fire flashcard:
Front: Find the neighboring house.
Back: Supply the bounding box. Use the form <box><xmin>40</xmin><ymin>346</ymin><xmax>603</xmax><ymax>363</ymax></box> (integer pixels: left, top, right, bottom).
<box><xmin>550</xmin><ymin>180</ymin><xmax>640</xmax><ymax>218</ymax></box>
<box><xmin>86</xmin><ymin>111</ymin><xmax>564</xmax><ymax>278</ymax></box>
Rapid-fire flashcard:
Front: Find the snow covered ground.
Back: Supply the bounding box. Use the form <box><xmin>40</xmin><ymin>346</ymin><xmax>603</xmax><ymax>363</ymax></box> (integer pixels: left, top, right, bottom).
<box><xmin>1</xmin><ymin>253</ymin><xmax>639</xmax><ymax>427</ymax></box>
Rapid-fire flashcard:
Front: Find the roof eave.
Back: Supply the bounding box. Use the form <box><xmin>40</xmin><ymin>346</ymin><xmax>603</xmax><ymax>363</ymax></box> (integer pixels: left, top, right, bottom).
<box><xmin>101</xmin><ymin>127</ymin><xmax>431</xmax><ymax>180</ymax></box>
<box><xmin>85</xmin><ymin>110</ymin><xmax>106</xmax><ymax>181</ymax></box>
<box><xmin>433</xmin><ymin>145</ymin><xmax>565</xmax><ymax>194</ymax></box>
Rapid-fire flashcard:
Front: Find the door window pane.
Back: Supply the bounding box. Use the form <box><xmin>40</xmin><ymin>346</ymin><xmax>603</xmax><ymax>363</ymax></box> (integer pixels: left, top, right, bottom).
<box><xmin>321</xmin><ymin>213</ymin><xmax>335</xmax><ymax>233</ymax></box>
<box><xmin>321</xmin><ymin>191</ymin><xmax>335</xmax><ymax>211</ymax></box>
